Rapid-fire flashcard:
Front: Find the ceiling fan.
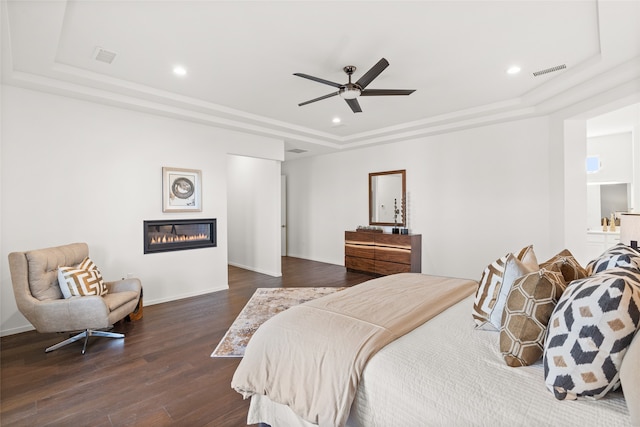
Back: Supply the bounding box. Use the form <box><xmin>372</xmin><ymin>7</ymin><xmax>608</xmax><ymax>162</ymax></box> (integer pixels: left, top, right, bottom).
<box><xmin>294</xmin><ymin>58</ymin><xmax>416</xmax><ymax>113</ymax></box>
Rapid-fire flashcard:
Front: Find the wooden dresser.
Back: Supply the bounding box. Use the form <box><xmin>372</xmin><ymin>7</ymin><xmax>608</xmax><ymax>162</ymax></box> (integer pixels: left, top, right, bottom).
<box><xmin>345</xmin><ymin>231</ymin><xmax>422</xmax><ymax>276</ymax></box>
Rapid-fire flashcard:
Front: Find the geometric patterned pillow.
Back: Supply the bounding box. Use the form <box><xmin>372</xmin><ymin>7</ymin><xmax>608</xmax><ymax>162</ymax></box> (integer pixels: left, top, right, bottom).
<box><xmin>488</xmin><ymin>254</ymin><xmax>538</xmax><ymax>331</ymax></box>
<box><xmin>473</xmin><ymin>254</ymin><xmax>509</xmax><ymax>327</ymax></box>
<box><xmin>57</xmin><ymin>257</ymin><xmax>107</xmax><ymax>298</ymax></box>
<box><xmin>500</xmin><ymin>268</ymin><xmax>567</xmax><ymax>367</ymax></box>
<box><xmin>543</xmin><ymin>268</ymin><xmax>640</xmax><ymax>400</ymax></box>
<box><xmin>586</xmin><ymin>243</ymin><xmax>640</xmax><ymax>275</ymax></box>
<box><xmin>472</xmin><ymin>246</ymin><xmax>539</xmax><ymax>329</ymax></box>
<box><xmin>77</xmin><ymin>256</ymin><xmax>98</xmax><ymax>272</ymax></box>
<box><xmin>539</xmin><ymin>249</ymin><xmax>588</xmax><ymax>283</ymax></box>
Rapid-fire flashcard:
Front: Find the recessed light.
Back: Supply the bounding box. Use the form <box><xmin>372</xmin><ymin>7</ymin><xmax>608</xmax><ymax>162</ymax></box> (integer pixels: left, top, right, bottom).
<box><xmin>506</xmin><ymin>65</ymin><xmax>521</xmax><ymax>75</ymax></box>
<box><xmin>173</xmin><ymin>66</ymin><xmax>187</xmax><ymax>76</ymax></box>
<box><xmin>332</xmin><ymin>117</ymin><xmax>341</xmax><ymax>124</ymax></box>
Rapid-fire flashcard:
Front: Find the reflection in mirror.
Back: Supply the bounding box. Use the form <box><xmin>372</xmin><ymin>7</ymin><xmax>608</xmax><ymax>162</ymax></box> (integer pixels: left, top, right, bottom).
<box><xmin>600</xmin><ymin>184</ymin><xmax>629</xmax><ymax>218</ymax></box>
<box><xmin>369</xmin><ymin>170</ymin><xmax>406</xmax><ymax>226</ymax></box>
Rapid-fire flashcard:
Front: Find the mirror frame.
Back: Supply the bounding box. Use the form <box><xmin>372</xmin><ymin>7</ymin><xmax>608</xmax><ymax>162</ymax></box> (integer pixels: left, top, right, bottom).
<box><xmin>369</xmin><ymin>169</ymin><xmax>406</xmax><ymax>226</ymax></box>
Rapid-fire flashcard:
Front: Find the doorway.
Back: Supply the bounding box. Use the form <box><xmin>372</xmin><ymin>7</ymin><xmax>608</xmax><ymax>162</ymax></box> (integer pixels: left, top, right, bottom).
<box><xmin>227</xmin><ymin>154</ymin><xmax>282</xmax><ymax>277</ymax></box>
<box><xmin>281</xmin><ymin>175</ymin><xmax>287</xmax><ymax>256</ymax></box>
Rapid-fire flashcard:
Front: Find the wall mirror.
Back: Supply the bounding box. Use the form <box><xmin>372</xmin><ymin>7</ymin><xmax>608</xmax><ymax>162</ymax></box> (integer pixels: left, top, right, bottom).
<box><xmin>369</xmin><ymin>169</ymin><xmax>406</xmax><ymax>226</ymax></box>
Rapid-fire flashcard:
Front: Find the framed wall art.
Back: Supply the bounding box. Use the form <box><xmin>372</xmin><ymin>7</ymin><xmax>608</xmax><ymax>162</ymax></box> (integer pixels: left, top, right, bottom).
<box><xmin>162</xmin><ymin>167</ymin><xmax>202</xmax><ymax>212</ymax></box>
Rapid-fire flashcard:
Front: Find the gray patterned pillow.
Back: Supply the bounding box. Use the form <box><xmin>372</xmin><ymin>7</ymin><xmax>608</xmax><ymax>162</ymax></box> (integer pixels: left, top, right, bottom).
<box><xmin>586</xmin><ymin>243</ymin><xmax>640</xmax><ymax>275</ymax></box>
<box><xmin>543</xmin><ymin>268</ymin><xmax>640</xmax><ymax>400</ymax></box>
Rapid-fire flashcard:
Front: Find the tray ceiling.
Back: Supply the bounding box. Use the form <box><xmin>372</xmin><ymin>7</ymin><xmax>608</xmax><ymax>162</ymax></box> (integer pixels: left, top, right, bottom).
<box><xmin>2</xmin><ymin>1</ymin><xmax>639</xmax><ymax>159</ymax></box>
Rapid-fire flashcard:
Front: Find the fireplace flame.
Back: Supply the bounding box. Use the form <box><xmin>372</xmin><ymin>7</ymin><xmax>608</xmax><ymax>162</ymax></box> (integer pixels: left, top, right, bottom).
<box><xmin>150</xmin><ymin>233</ymin><xmax>209</xmax><ymax>245</ymax></box>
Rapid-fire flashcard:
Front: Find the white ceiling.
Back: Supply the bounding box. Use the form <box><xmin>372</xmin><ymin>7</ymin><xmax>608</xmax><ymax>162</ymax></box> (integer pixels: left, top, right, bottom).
<box><xmin>2</xmin><ymin>1</ymin><xmax>640</xmax><ymax>159</ymax></box>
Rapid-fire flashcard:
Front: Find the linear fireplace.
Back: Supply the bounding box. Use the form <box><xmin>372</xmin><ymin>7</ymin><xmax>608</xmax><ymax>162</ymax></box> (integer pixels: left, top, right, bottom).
<box><xmin>143</xmin><ymin>219</ymin><xmax>217</xmax><ymax>254</ymax></box>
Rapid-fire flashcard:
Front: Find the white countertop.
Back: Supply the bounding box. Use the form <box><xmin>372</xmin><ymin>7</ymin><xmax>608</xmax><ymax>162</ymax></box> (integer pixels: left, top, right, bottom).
<box><xmin>587</xmin><ymin>229</ymin><xmax>620</xmax><ymax>235</ymax></box>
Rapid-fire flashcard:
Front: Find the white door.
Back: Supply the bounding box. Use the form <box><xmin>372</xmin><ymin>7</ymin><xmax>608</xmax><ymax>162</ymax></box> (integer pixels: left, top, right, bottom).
<box><xmin>281</xmin><ymin>175</ymin><xmax>287</xmax><ymax>256</ymax></box>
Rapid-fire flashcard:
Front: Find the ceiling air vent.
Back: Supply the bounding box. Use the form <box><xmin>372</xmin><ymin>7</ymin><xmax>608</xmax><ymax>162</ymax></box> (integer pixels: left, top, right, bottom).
<box><xmin>532</xmin><ymin>64</ymin><xmax>566</xmax><ymax>77</ymax></box>
<box><xmin>287</xmin><ymin>148</ymin><xmax>307</xmax><ymax>154</ymax></box>
<box><xmin>93</xmin><ymin>47</ymin><xmax>117</xmax><ymax>64</ymax></box>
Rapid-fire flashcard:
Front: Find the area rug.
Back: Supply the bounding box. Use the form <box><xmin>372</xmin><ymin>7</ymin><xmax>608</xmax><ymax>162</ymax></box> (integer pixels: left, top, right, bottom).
<box><xmin>211</xmin><ymin>287</ymin><xmax>345</xmax><ymax>357</ymax></box>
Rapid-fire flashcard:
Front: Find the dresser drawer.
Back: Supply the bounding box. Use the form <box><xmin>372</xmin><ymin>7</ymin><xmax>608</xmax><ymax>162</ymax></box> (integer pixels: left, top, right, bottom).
<box><xmin>375</xmin><ymin>233</ymin><xmax>412</xmax><ymax>248</ymax></box>
<box><xmin>345</xmin><ymin>256</ymin><xmax>375</xmax><ymax>273</ymax></box>
<box><xmin>345</xmin><ymin>243</ymin><xmax>375</xmax><ymax>259</ymax></box>
<box><xmin>375</xmin><ymin>260</ymin><xmax>412</xmax><ymax>275</ymax></box>
<box><xmin>345</xmin><ymin>231</ymin><xmax>375</xmax><ymax>245</ymax></box>
<box><xmin>374</xmin><ymin>246</ymin><xmax>411</xmax><ymax>264</ymax></box>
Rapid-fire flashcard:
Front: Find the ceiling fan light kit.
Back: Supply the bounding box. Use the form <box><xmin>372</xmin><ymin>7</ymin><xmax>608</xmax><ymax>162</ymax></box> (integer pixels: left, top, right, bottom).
<box><xmin>294</xmin><ymin>58</ymin><xmax>415</xmax><ymax>113</ymax></box>
<box><xmin>340</xmin><ymin>87</ymin><xmax>361</xmax><ymax>100</ymax></box>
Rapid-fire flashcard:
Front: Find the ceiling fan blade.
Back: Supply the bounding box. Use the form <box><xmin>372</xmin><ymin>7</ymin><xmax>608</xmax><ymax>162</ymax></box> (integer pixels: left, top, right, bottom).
<box><xmin>298</xmin><ymin>91</ymin><xmax>339</xmax><ymax>106</ymax></box>
<box><xmin>360</xmin><ymin>89</ymin><xmax>416</xmax><ymax>96</ymax></box>
<box><xmin>355</xmin><ymin>58</ymin><xmax>389</xmax><ymax>89</ymax></box>
<box><xmin>345</xmin><ymin>98</ymin><xmax>362</xmax><ymax>113</ymax></box>
<box><xmin>293</xmin><ymin>73</ymin><xmax>342</xmax><ymax>88</ymax></box>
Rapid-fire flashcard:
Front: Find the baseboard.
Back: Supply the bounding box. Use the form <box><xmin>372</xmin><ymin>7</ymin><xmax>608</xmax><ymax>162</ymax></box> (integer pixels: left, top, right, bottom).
<box><xmin>284</xmin><ymin>253</ymin><xmax>344</xmax><ymax>267</ymax></box>
<box><xmin>1</xmin><ymin>324</ymin><xmax>35</xmax><ymax>337</ymax></box>
<box><xmin>228</xmin><ymin>261</ymin><xmax>282</xmax><ymax>278</ymax></box>
<box><xmin>144</xmin><ymin>285</ymin><xmax>228</xmax><ymax>307</ymax></box>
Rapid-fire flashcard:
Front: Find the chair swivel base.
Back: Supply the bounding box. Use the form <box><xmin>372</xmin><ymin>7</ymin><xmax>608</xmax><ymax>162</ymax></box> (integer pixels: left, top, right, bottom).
<box><xmin>45</xmin><ymin>329</ymin><xmax>124</xmax><ymax>354</ymax></box>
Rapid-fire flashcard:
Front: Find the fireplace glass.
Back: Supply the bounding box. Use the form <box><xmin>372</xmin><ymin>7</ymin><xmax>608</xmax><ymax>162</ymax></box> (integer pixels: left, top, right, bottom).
<box><xmin>144</xmin><ymin>219</ymin><xmax>216</xmax><ymax>254</ymax></box>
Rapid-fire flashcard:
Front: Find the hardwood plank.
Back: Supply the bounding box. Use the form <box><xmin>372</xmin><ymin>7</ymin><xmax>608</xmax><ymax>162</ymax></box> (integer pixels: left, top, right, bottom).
<box><xmin>0</xmin><ymin>257</ymin><xmax>372</xmax><ymax>426</ymax></box>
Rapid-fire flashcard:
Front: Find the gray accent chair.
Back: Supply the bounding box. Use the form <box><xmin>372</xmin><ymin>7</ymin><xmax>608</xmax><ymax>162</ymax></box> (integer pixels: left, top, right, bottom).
<box><xmin>8</xmin><ymin>242</ymin><xmax>142</xmax><ymax>354</ymax></box>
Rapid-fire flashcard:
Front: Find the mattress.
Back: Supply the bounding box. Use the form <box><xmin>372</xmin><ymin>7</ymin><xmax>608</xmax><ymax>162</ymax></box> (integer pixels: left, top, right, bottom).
<box><xmin>248</xmin><ymin>294</ymin><xmax>631</xmax><ymax>426</ymax></box>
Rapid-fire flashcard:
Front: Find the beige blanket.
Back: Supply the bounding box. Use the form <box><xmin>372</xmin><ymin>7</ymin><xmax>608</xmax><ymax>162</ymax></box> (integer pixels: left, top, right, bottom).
<box><xmin>231</xmin><ymin>273</ymin><xmax>477</xmax><ymax>427</ymax></box>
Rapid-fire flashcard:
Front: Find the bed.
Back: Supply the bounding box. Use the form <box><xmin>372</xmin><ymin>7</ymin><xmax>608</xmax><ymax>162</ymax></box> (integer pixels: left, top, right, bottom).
<box><xmin>232</xmin><ymin>271</ymin><xmax>639</xmax><ymax>427</ymax></box>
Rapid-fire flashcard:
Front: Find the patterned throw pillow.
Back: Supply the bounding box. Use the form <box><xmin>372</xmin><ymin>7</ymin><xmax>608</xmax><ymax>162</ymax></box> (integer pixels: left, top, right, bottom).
<box><xmin>57</xmin><ymin>257</ymin><xmax>107</xmax><ymax>298</ymax></box>
<box><xmin>472</xmin><ymin>246</ymin><xmax>538</xmax><ymax>330</ymax></box>
<box><xmin>543</xmin><ymin>268</ymin><xmax>640</xmax><ymax>400</ymax></box>
<box><xmin>500</xmin><ymin>269</ymin><xmax>567</xmax><ymax>367</ymax></box>
<box><xmin>539</xmin><ymin>249</ymin><xmax>588</xmax><ymax>283</ymax></box>
<box><xmin>586</xmin><ymin>243</ymin><xmax>640</xmax><ymax>275</ymax></box>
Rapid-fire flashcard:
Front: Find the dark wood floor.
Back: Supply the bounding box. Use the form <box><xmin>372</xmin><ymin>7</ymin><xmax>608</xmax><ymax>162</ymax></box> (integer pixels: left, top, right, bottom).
<box><xmin>0</xmin><ymin>257</ymin><xmax>372</xmax><ymax>427</ymax></box>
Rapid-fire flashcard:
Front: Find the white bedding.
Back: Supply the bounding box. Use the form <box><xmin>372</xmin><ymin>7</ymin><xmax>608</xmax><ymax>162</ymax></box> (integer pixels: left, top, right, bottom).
<box><xmin>248</xmin><ymin>294</ymin><xmax>631</xmax><ymax>426</ymax></box>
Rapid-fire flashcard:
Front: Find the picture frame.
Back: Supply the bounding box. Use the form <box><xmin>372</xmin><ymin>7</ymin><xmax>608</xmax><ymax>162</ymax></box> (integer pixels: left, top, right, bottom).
<box><xmin>162</xmin><ymin>167</ymin><xmax>202</xmax><ymax>212</ymax></box>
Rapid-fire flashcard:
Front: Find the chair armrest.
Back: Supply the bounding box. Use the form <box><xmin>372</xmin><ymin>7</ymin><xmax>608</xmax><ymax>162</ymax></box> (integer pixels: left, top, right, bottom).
<box><xmin>106</xmin><ymin>278</ymin><xmax>142</xmax><ymax>294</ymax></box>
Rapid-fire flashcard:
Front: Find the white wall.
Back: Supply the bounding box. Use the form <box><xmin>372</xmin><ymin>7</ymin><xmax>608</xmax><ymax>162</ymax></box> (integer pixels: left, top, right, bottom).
<box><xmin>282</xmin><ymin>86</ymin><xmax>639</xmax><ymax>277</ymax></box>
<box><xmin>587</xmin><ymin>133</ymin><xmax>634</xmax><ymax>184</ymax></box>
<box><xmin>227</xmin><ymin>155</ymin><xmax>282</xmax><ymax>276</ymax></box>
<box><xmin>283</xmin><ymin>117</ymin><xmax>555</xmax><ymax>280</ymax></box>
<box><xmin>1</xmin><ymin>85</ymin><xmax>283</xmax><ymax>335</ymax></box>
<box><xmin>561</xmin><ymin>119</ymin><xmax>590</xmax><ymax>264</ymax></box>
